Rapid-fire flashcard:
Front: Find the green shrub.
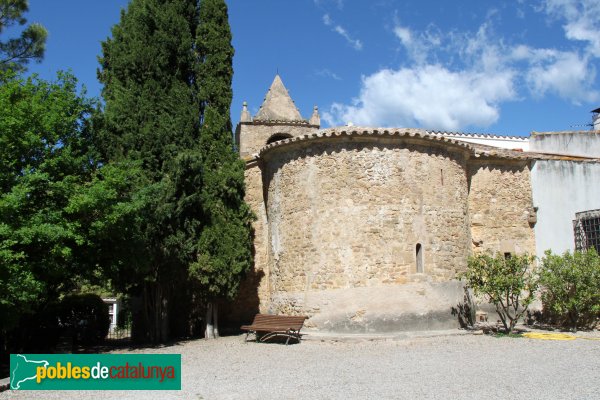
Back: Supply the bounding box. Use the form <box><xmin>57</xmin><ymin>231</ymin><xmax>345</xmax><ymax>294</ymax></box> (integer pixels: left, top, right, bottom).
<box><xmin>59</xmin><ymin>294</ymin><xmax>110</xmax><ymax>345</ymax></box>
<box><xmin>3</xmin><ymin>303</ymin><xmax>61</xmax><ymax>354</ymax></box>
<box><xmin>461</xmin><ymin>252</ymin><xmax>538</xmax><ymax>333</ymax></box>
<box><xmin>539</xmin><ymin>249</ymin><xmax>600</xmax><ymax>331</ymax></box>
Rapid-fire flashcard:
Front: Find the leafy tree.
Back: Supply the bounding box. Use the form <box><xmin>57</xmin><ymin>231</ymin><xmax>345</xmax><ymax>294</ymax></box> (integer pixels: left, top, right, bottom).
<box><xmin>190</xmin><ymin>0</ymin><xmax>253</xmax><ymax>339</ymax></box>
<box><xmin>0</xmin><ymin>70</ymin><xmax>95</xmax><ymax>334</ymax></box>
<box><xmin>0</xmin><ymin>69</ymin><xmax>145</xmax><ymax>354</ymax></box>
<box><xmin>539</xmin><ymin>249</ymin><xmax>600</xmax><ymax>331</ymax></box>
<box><xmin>0</xmin><ymin>0</ymin><xmax>47</xmax><ymax>72</ymax></box>
<box><xmin>461</xmin><ymin>252</ymin><xmax>538</xmax><ymax>333</ymax></box>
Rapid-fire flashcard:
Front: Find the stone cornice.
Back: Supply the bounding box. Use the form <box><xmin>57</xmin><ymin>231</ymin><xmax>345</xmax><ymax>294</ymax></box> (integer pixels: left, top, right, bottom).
<box><xmin>239</xmin><ymin>120</ymin><xmax>317</xmax><ymax>127</ymax></box>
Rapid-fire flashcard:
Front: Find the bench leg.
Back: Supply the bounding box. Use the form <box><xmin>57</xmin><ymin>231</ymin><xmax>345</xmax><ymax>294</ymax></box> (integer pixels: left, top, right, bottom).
<box><xmin>285</xmin><ymin>330</ymin><xmax>301</xmax><ymax>345</ymax></box>
<box><xmin>244</xmin><ymin>331</ymin><xmax>258</xmax><ymax>343</ymax></box>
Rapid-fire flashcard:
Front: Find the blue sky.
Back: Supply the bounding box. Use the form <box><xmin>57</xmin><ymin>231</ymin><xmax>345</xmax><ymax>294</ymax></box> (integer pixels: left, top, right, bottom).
<box><xmin>17</xmin><ymin>0</ymin><xmax>600</xmax><ymax>136</ymax></box>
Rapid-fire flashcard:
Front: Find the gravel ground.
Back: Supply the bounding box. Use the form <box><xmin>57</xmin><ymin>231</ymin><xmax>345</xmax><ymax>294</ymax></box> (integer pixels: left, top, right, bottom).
<box><xmin>2</xmin><ymin>331</ymin><xmax>600</xmax><ymax>400</ymax></box>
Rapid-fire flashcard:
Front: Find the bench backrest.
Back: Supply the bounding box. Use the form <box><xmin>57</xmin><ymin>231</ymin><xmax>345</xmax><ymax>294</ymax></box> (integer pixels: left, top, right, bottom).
<box><xmin>251</xmin><ymin>314</ymin><xmax>307</xmax><ymax>330</ymax></box>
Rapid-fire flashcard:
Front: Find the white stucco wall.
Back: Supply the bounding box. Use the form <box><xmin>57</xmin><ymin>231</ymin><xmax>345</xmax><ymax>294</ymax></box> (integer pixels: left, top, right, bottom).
<box><xmin>436</xmin><ymin>133</ymin><xmax>530</xmax><ymax>150</ymax></box>
<box><xmin>531</xmin><ymin>160</ymin><xmax>600</xmax><ymax>258</ymax></box>
<box><xmin>530</xmin><ymin>131</ymin><xmax>600</xmax><ymax>157</ymax></box>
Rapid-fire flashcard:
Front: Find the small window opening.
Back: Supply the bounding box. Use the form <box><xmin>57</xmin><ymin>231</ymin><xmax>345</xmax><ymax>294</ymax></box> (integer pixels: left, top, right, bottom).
<box><xmin>416</xmin><ymin>243</ymin><xmax>424</xmax><ymax>273</ymax></box>
<box><xmin>504</xmin><ymin>252</ymin><xmax>512</xmax><ymax>260</ymax></box>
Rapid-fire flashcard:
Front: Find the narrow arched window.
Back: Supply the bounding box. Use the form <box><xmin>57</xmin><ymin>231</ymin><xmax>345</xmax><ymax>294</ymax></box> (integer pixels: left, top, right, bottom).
<box><xmin>416</xmin><ymin>243</ymin><xmax>424</xmax><ymax>273</ymax></box>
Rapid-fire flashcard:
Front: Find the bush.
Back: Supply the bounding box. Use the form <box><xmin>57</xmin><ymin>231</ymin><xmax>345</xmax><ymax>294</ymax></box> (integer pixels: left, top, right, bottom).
<box><xmin>461</xmin><ymin>252</ymin><xmax>538</xmax><ymax>333</ymax></box>
<box><xmin>2</xmin><ymin>303</ymin><xmax>61</xmax><ymax>355</ymax></box>
<box><xmin>539</xmin><ymin>249</ymin><xmax>600</xmax><ymax>331</ymax></box>
<box><xmin>58</xmin><ymin>294</ymin><xmax>110</xmax><ymax>345</ymax></box>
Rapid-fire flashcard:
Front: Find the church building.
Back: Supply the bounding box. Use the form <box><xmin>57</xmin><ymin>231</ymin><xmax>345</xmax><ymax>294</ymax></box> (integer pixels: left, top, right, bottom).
<box><xmin>228</xmin><ymin>75</ymin><xmax>600</xmax><ymax>333</ymax></box>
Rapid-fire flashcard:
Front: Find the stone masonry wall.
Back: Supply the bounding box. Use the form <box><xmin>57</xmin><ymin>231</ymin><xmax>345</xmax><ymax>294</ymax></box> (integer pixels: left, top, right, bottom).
<box><xmin>261</xmin><ymin>137</ymin><xmax>472</xmax><ymax>324</ymax></box>
<box><xmin>236</xmin><ymin>122</ymin><xmax>318</xmax><ymax>157</ymax></box>
<box><xmin>468</xmin><ymin>161</ymin><xmax>536</xmax><ymax>255</ymax></box>
<box><xmin>220</xmin><ymin>160</ymin><xmax>270</xmax><ymax>326</ymax></box>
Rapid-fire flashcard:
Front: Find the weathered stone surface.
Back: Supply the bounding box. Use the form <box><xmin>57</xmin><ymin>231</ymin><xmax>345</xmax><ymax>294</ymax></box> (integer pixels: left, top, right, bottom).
<box><xmin>270</xmin><ymin>282</ymin><xmax>465</xmax><ymax>332</ymax></box>
<box><xmin>468</xmin><ymin>161</ymin><xmax>536</xmax><ymax>255</ymax></box>
<box><xmin>222</xmin><ymin>160</ymin><xmax>270</xmax><ymax>325</ymax></box>
<box><xmin>252</xmin><ymin>136</ymin><xmax>473</xmax><ymax>328</ymax></box>
<box><xmin>236</xmin><ymin>122</ymin><xmax>318</xmax><ymax>157</ymax></box>
<box><xmin>264</xmin><ymin>138</ymin><xmax>471</xmax><ymax>293</ymax></box>
<box><xmin>254</xmin><ymin>75</ymin><xmax>304</xmax><ymax>122</ymax></box>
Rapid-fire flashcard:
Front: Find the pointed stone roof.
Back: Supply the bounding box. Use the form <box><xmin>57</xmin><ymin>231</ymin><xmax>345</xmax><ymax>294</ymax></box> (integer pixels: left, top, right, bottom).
<box><xmin>254</xmin><ymin>75</ymin><xmax>305</xmax><ymax>122</ymax></box>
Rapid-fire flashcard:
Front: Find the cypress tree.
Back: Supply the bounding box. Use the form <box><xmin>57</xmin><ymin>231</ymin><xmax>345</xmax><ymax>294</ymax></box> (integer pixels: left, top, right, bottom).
<box><xmin>98</xmin><ymin>0</ymin><xmax>203</xmax><ymax>343</ymax></box>
<box><xmin>98</xmin><ymin>0</ymin><xmax>252</xmax><ymax>341</ymax></box>
<box><xmin>190</xmin><ymin>0</ymin><xmax>253</xmax><ymax>339</ymax></box>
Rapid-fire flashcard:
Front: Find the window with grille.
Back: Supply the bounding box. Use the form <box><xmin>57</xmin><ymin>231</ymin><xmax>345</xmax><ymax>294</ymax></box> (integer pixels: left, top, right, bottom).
<box><xmin>573</xmin><ymin>209</ymin><xmax>600</xmax><ymax>254</ymax></box>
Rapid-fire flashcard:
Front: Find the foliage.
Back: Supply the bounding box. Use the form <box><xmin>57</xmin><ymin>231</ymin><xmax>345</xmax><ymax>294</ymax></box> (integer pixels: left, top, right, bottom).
<box><xmin>0</xmin><ymin>0</ymin><xmax>47</xmax><ymax>72</ymax></box>
<box><xmin>190</xmin><ymin>0</ymin><xmax>253</xmax><ymax>303</ymax></box>
<box><xmin>98</xmin><ymin>0</ymin><xmax>204</xmax><ymax>342</ymax></box>
<box><xmin>0</xmin><ymin>69</ymin><xmax>143</xmax><ymax>353</ymax></box>
<box><xmin>97</xmin><ymin>0</ymin><xmax>252</xmax><ymax>342</ymax></box>
<box><xmin>461</xmin><ymin>252</ymin><xmax>538</xmax><ymax>333</ymax></box>
<box><xmin>5</xmin><ymin>302</ymin><xmax>61</xmax><ymax>354</ymax></box>
<box><xmin>539</xmin><ymin>249</ymin><xmax>600</xmax><ymax>330</ymax></box>
<box><xmin>58</xmin><ymin>293</ymin><xmax>111</xmax><ymax>345</ymax></box>
<box><xmin>451</xmin><ymin>286</ymin><xmax>476</xmax><ymax>329</ymax></box>
<box><xmin>0</xmin><ymin>70</ymin><xmax>95</xmax><ymax>332</ymax></box>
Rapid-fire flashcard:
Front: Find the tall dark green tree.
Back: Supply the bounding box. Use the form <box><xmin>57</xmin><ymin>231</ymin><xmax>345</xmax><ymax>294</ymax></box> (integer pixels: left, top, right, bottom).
<box><xmin>0</xmin><ymin>0</ymin><xmax>47</xmax><ymax>72</ymax></box>
<box><xmin>98</xmin><ymin>0</ymin><xmax>201</xmax><ymax>343</ymax></box>
<box><xmin>98</xmin><ymin>0</ymin><xmax>252</xmax><ymax>342</ymax></box>
<box><xmin>190</xmin><ymin>0</ymin><xmax>253</xmax><ymax>339</ymax></box>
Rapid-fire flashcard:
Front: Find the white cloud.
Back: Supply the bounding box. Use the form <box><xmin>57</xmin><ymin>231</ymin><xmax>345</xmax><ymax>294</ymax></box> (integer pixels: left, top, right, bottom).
<box><xmin>325</xmin><ymin>10</ymin><xmax>600</xmax><ymax>130</ymax></box>
<box><xmin>544</xmin><ymin>0</ymin><xmax>600</xmax><ymax>57</ymax></box>
<box><xmin>325</xmin><ymin>23</ymin><xmax>516</xmax><ymax>130</ymax></box>
<box><xmin>526</xmin><ymin>51</ymin><xmax>597</xmax><ymax>103</ymax></box>
<box><xmin>393</xmin><ymin>25</ymin><xmax>441</xmax><ymax>65</ymax></box>
<box><xmin>509</xmin><ymin>44</ymin><xmax>598</xmax><ymax>103</ymax></box>
<box><xmin>324</xmin><ymin>66</ymin><xmax>515</xmax><ymax>130</ymax></box>
<box><xmin>322</xmin><ymin>13</ymin><xmax>362</xmax><ymax>50</ymax></box>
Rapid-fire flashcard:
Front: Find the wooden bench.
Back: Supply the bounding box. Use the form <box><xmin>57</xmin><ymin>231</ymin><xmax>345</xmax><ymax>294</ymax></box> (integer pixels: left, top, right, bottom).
<box><xmin>241</xmin><ymin>314</ymin><xmax>308</xmax><ymax>345</ymax></box>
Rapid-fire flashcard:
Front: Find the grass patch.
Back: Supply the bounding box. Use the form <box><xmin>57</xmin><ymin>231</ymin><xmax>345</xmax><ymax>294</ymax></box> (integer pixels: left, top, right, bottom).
<box><xmin>493</xmin><ymin>332</ymin><xmax>523</xmax><ymax>339</ymax></box>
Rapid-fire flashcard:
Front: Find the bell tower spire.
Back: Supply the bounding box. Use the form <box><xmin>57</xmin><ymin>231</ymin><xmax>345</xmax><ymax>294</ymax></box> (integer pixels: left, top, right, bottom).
<box><xmin>235</xmin><ymin>75</ymin><xmax>320</xmax><ymax>156</ymax></box>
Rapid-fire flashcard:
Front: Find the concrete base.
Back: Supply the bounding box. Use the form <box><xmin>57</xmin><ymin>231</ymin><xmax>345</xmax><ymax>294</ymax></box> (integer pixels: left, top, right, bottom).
<box><xmin>302</xmin><ymin>328</ymin><xmax>469</xmax><ymax>343</ymax></box>
<box><xmin>270</xmin><ymin>280</ymin><xmax>465</xmax><ymax>333</ymax></box>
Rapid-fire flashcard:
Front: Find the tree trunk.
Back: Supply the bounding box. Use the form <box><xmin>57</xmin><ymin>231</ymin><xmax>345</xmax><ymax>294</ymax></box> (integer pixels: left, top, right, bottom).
<box><xmin>204</xmin><ymin>302</ymin><xmax>219</xmax><ymax>339</ymax></box>
<box><xmin>213</xmin><ymin>303</ymin><xmax>220</xmax><ymax>338</ymax></box>
<box><xmin>141</xmin><ymin>281</ymin><xmax>169</xmax><ymax>343</ymax></box>
<box><xmin>205</xmin><ymin>303</ymin><xmax>214</xmax><ymax>339</ymax></box>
